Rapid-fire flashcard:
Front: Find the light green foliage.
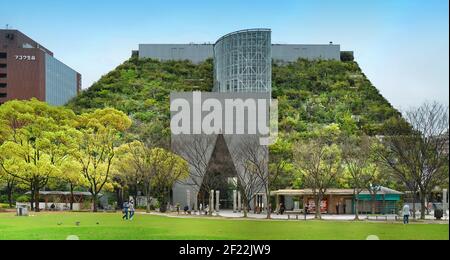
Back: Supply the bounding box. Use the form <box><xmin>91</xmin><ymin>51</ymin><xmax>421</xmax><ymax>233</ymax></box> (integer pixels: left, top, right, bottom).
<box><xmin>73</xmin><ymin>108</ymin><xmax>132</xmax><ymax>211</ymax></box>
<box><xmin>0</xmin><ymin>99</ymin><xmax>79</xmax><ymax>211</ymax></box>
<box><xmin>114</xmin><ymin>141</ymin><xmax>189</xmax><ymax>212</ymax></box>
<box><xmin>293</xmin><ymin>124</ymin><xmax>343</xmax><ymax>219</ymax></box>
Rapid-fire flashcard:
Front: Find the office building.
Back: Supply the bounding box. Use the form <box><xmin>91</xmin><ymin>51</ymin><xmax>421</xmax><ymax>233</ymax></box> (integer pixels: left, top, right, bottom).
<box><xmin>0</xmin><ymin>29</ymin><xmax>81</xmax><ymax>106</ymax></box>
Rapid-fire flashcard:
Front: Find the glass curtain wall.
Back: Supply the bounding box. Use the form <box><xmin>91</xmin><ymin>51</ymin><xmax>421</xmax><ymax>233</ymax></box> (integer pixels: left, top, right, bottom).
<box><xmin>214</xmin><ymin>29</ymin><xmax>272</xmax><ymax>93</ymax></box>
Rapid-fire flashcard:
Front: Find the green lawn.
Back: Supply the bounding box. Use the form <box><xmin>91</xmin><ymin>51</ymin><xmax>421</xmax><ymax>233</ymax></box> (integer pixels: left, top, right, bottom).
<box><xmin>0</xmin><ymin>212</ymin><xmax>448</xmax><ymax>240</ymax></box>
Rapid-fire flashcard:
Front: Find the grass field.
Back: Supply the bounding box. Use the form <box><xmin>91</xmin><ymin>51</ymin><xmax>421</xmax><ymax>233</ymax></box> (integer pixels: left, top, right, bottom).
<box><xmin>0</xmin><ymin>212</ymin><xmax>448</xmax><ymax>240</ymax></box>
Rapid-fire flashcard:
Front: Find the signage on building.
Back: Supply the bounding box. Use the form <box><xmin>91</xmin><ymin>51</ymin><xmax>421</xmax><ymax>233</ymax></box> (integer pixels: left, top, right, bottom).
<box><xmin>307</xmin><ymin>199</ymin><xmax>328</xmax><ymax>213</ymax></box>
<box><xmin>15</xmin><ymin>55</ymin><xmax>36</xmax><ymax>61</ymax></box>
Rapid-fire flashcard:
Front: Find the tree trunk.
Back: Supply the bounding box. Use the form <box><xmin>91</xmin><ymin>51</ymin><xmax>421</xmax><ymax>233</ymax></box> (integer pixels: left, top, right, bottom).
<box><xmin>116</xmin><ymin>188</ymin><xmax>123</xmax><ymax>210</ymax></box>
<box><xmin>34</xmin><ymin>190</ymin><xmax>40</xmax><ymax>212</ymax></box>
<box><xmin>70</xmin><ymin>183</ymin><xmax>74</xmax><ymax>211</ymax></box>
<box><xmin>92</xmin><ymin>194</ymin><xmax>98</xmax><ymax>212</ymax></box>
<box><xmin>146</xmin><ymin>194</ymin><xmax>152</xmax><ymax>213</ymax></box>
<box><xmin>419</xmin><ymin>190</ymin><xmax>426</xmax><ymax>220</ymax></box>
<box><xmin>371</xmin><ymin>193</ymin><xmax>376</xmax><ymax>215</ymax></box>
<box><xmin>7</xmin><ymin>182</ymin><xmax>13</xmax><ymax>208</ymax></box>
<box><xmin>266</xmin><ymin>193</ymin><xmax>271</xmax><ymax>219</ymax></box>
<box><xmin>354</xmin><ymin>191</ymin><xmax>360</xmax><ymax>220</ymax></box>
<box><xmin>243</xmin><ymin>201</ymin><xmax>248</xmax><ymax>218</ymax></box>
<box><xmin>30</xmin><ymin>186</ymin><xmax>34</xmax><ymax>211</ymax></box>
<box><xmin>412</xmin><ymin>192</ymin><xmax>417</xmax><ymax>220</ymax></box>
<box><xmin>159</xmin><ymin>193</ymin><xmax>168</xmax><ymax>213</ymax></box>
<box><xmin>315</xmin><ymin>194</ymin><xmax>321</xmax><ymax>219</ymax></box>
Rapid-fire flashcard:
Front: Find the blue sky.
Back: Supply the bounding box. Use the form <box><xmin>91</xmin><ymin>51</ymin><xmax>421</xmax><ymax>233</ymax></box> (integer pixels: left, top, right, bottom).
<box><xmin>1</xmin><ymin>0</ymin><xmax>448</xmax><ymax>110</ymax></box>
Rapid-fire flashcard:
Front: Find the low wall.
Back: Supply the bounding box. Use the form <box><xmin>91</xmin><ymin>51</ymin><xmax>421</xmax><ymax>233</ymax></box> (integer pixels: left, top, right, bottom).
<box><xmin>16</xmin><ymin>202</ymin><xmax>87</xmax><ymax>211</ymax></box>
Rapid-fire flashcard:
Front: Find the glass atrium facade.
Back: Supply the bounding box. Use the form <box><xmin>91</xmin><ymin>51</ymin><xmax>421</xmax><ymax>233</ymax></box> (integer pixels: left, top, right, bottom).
<box><xmin>213</xmin><ymin>29</ymin><xmax>272</xmax><ymax>93</ymax></box>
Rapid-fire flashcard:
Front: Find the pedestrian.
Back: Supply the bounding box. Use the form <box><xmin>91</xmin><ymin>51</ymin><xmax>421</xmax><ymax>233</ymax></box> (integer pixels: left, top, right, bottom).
<box><xmin>304</xmin><ymin>204</ymin><xmax>308</xmax><ymax>220</ymax></box>
<box><xmin>343</xmin><ymin>203</ymin><xmax>346</xmax><ymax>214</ymax></box>
<box><xmin>129</xmin><ymin>201</ymin><xmax>135</xmax><ymax>220</ymax></box>
<box><xmin>402</xmin><ymin>204</ymin><xmax>411</xmax><ymax>224</ymax></box>
<box><xmin>336</xmin><ymin>203</ymin><xmax>340</xmax><ymax>215</ymax></box>
<box><xmin>279</xmin><ymin>203</ymin><xmax>285</xmax><ymax>215</ymax></box>
<box><xmin>176</xmin><ymin>203</ymin><xmax>180</xmax><ymax>215</ymax></box>
<box><xmin>122</xmin><ymin>201</ymin><xmax>129</xmax><ymax>220</ymax></box>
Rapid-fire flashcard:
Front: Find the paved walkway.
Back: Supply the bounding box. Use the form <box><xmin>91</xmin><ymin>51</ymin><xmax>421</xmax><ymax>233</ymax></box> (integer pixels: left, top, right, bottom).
<box><xmin>139</xmin><ymin>210</ymin><xmax>449</xmax><ymax>222</ymax></box>
<box><xmin>217</xmin><ymin>210</ymin><xmax>450</xmax><ymax>221</ymax></box>
<box><xmin>219</xmin><ymin>211</ymin><xmax>365</xmax><ymax>220</ymax></box>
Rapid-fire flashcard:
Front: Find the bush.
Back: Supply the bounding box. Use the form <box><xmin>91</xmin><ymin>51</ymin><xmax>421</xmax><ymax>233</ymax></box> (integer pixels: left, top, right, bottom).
<box><xmin>16</xmin><ymin>195</ymin><xmax>30</xmax><ymax>203</ymax></box>
<box><xmin>0</xmin><ymin>195</ymin><xmax>8</xmax><ymax>203</ymax></box>
<box><xmin>340</xmin><ymin>51</ymin><xmax>354</xmax><ymax>62</ymax></box>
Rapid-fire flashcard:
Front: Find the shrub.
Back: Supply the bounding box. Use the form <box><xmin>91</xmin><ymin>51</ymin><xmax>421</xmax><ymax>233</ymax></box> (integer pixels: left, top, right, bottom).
<box><xmin>341</xmin><ymin>51</ymin><xmax>354</xmax><ymax>62</ymax></box>
<box><xmin>16</xmin><ymin>195</ymin><xmax>30</xmax><ymax>203</ymax></box>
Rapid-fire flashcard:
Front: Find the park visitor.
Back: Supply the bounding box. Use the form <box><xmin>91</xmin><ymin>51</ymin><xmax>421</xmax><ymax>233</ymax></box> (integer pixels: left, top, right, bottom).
<box><xmin>304</xmin><ymin>204</ymin><xmax>308</xmax><ymax>220</ymax></box>
<box><xmin>129</xmin><ymin>201</ymin><xmax>135</xmax><ymax>220</ymax></box>
<box><xmin>402</xmin><ymin>204</ymin><xmax>411</xmax><ymax>224</ymax></box>
<box><xmin>279</xmin><ymin>203</ymin><xmax>285</xmax><ymax>215</ymax></box>
<box><xmin>303</xmin><ymin>204</ymin><xmax>308</xmax><ymax>220</ymax></box>
<box><xmin>122</xmin><ymin>201</ymin><xmax>129</xmax><ymax>220</ymax></box>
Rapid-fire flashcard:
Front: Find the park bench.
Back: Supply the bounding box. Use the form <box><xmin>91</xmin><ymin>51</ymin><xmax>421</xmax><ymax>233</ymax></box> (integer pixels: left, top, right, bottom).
<box><xmin>367</xmin><ymin>214</ymin><xmax>398</xmax><ymax>221</ymax></box>
<box><xmin>286</xmin><ymin>209</ymin><xmax>304</xmax><ymax>220</ymax></box>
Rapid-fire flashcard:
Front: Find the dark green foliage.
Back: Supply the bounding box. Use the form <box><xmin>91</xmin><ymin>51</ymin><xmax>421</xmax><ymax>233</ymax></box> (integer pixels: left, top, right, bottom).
<box><xmin>340</xmin><ymin>51</ymin><xmax>355</xmax><ymax>62</ymax></box>
<box><xmin>69</xmin><ymin>57</ymin><xmax>401</xmax><ymax>139</ymax></box>
<box><xmin>272</xmin><ymin>59</ymin><xmax>401</xmax><ymax>138</ymax></box>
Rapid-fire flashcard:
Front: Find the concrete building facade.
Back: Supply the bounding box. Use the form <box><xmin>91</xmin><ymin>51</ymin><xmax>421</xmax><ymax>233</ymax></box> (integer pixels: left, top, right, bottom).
<box><xmin>171</xmin><ymin>30</ymin><xmax>272</xmax><ymax>213</ymax></box>
<box><xmin>0</xmin><ymin>30</ymin><xmax>81</xmax><ymax>106</ymax></box>
<box><xmin>138</xmin><ymin>40</ymin><xmax>341</xmax><ymax>63</ymax></box>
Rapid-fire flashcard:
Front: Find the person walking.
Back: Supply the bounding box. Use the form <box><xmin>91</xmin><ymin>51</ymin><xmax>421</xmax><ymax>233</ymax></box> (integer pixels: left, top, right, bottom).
<box><xmin>129</xmin><ymin>201</ymin><xmax>135</xmax><ymax>220</ymax></box>
<box><xmin>279</xmin><ymin>203</ymin><xmax>285</xmax><ymax>215</ymax></box>
<box><xmin>304</xmin><ymin>204</ymin><xmax>308</xmax><ymax>220</ymax></box>
<box><xmin>176</xmin><ymin>203</ymin><xmax>180</xmax><ymax>215</ymax></box>
<box><xmin>122</xmin><ymin>201</ymin><xmax>129</xmax><ymax>220</ymax></box>
<box><xmin>402</xmin><ymin>204</ymin><xmax>411</xmax><ymax>224</ymax></box>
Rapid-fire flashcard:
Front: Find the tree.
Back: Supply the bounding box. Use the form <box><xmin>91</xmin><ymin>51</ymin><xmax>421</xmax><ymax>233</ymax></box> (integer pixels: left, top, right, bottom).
<box><xmin>115</xmin><ymin>141</ymin><xmax>189</xmax><ymax>213</ymax></box>
<box><xmin>0</xmin><ymin>99</ymin><xmax>78</xmax><ymax>212</ymax></box>
<box><xmin>0</xmin><ymin>164</ymin><xmax>17</xmax><ymax>208</ymax></box>
<box><xmin>150</xmin><ymin>148</ymin><xmax>189</xmax><ymax>212</ymax></box>
<box><xmin>59</xmin><ymin>158</ymin><xmax>84</xmax><ymax>210</ymax></box>
<box><xmin>342</xmin><ymin>135</ymin><xmax>380</xmax><ymax>219</ymax></box>
<box><xmin>173</xmin><ymin>134</ymin><xmax>217</xmax><ymax>215</ymax></box>
<box><xmin>377</xmin><ymin>102</ymin><xmax>449</xmax><ymax>219</ymax></box>
<box><xmin>293</xmin><ymin>124</ymin><xmax>343</xmax><ymax>219</ymax></box>
<box><xmin>269</xmin><ymin>136</ymin><xmax>294</xmax><ymax>212</ymax></box>
<box><xmin>232</xmin><ymin>136</ymin><xmax>267</xmax><ymax>218</ymax></box>
<box><xmin>114</xmin><ymin>141</ymin><xmax>150</xmax><ymax>212</ymax></box>
<box><xmin>74</xmin><ymin>108</ymin><xmax>132</xmax><ymax>212</ymax></box>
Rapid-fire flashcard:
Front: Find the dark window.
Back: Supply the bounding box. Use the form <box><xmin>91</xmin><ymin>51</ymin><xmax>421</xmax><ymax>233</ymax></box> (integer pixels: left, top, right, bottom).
<box><xmin>0</xmin><ymin>83</ymin><xmax>6</xmax><ymax>88</ymax></box>
<box><xmin>0</xmin><ymin>64</ymin><xmax>6</xmax><ymax>68</ymax></box>
<box><xmin>0</xmin><ymin>73</ymin><xmax>6</xmax><ymax>78</ymax></box>
<box><xmin>0</xmin><ymin>53</ymin><xmax>6</xmax><ymax>59</ymax></box>
<box><xmin>0</xmin><ymin>93</ymin><xmax>7</xmax><ymax>98</ymax></box>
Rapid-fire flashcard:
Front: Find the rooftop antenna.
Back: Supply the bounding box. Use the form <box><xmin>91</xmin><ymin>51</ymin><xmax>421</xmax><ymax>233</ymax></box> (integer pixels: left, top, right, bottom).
<box><xmin>5</xmin><ymin>24</ymin><xmax>10</xmax><ymax>29</ymax></box>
